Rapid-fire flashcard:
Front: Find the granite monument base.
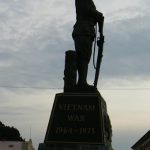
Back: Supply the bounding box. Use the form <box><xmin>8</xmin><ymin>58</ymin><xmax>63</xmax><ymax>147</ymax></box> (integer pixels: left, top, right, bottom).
<box><xmin>38</xmin><ymin>143</ymin><xmax>110</xmax><ymax>150</ymax></box>
<box><xmin>38</xmin><ymin>92</ymin><xmax>112</xmax><ymax>150</ymax></box>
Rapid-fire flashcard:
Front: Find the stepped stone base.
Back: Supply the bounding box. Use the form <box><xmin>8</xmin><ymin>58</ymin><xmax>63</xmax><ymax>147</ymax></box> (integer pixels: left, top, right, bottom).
<box><xmin>38</xmin><ymin>92</ymin><xmax>112</xmax><ymax>150</ymax></box>
<box><xmin>38</xmin><ymin>143</ymin><xmax>110</xmax><ymax>150</ymax></box>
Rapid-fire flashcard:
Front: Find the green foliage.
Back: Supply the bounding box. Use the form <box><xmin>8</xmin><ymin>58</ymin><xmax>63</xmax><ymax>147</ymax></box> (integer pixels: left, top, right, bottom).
<box><xmin>0</xmin><ymin>121</ymin><xmax>24</xmax><ymax>141</ymax></box>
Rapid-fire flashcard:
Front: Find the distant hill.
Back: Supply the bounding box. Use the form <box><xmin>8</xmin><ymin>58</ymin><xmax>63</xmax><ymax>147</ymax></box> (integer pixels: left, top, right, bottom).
<box><xmin>0</xmin><ymin>121</ymin><xmax>24</xmax><ymax>141</ymax></box>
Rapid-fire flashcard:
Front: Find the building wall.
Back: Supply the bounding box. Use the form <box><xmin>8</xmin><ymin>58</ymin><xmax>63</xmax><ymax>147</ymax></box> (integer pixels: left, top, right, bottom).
<box><xmin>0</xmin><ymin>140</ymin><xmax>35</xmax><ymax>150</ymax></box>
<box><xmin>0</xmin><ymin>141</ymin><xmax>22</xmax><ymax>150</ymax></box>
<box><xmin>22</xmin><ymin>139</ymin><xmax>35</xmax><ymax>150</ymax></box>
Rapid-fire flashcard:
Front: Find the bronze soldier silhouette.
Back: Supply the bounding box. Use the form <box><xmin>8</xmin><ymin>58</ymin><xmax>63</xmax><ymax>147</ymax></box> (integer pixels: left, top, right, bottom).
<box><xmin>72</xmin><ymin>0</ymin><xmax>104</xmax><ymax>90</ymax></box>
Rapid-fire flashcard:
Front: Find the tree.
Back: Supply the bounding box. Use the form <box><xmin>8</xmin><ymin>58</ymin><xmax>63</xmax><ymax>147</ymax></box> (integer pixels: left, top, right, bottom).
<box><xmin>0</xmin><ymin>121</ymin><xmax>24</xmax><ymax>141</ymax></box>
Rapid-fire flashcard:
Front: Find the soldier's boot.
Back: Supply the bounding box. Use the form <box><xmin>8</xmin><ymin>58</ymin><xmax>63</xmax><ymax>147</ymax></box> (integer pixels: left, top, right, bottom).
<box><xmin>77</xmin><ymin>63</ymin><xmax>96</xmax><ymax>92</ymax></box>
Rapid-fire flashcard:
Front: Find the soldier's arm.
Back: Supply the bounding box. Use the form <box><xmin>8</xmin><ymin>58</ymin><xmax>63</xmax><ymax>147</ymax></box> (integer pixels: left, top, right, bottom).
<box><xmin>89</xmin><ymin>7</ymin><xmax>103</xmax><ymax>22</ymax></box>
<box><xmin>85</xmin><ymin>0</ymin><xmax>103</xmax><ymax>21</ymax></box>
<box><xmin>90</xmin><ymin>9</ymin><xmax>103</xmax><ymax>20</ymax></box>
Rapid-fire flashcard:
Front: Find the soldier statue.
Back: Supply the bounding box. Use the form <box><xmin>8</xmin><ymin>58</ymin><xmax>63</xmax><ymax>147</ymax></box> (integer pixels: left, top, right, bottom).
<box><xmin>72</xmin><ymin>0</ymin><xmax>104</xmax><ymax>90</ymax></box>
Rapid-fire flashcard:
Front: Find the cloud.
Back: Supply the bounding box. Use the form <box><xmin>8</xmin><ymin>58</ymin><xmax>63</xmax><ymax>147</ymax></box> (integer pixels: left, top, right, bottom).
<box><xmin>100</xmin><ymin>6</ymin><xmax>150</xmax><ymax>79</ymax></box>
<box><xmin>0</xmin><ymin>0</ymin><xmax>150</xmax><ymax>91</ymax></box>
<box><xmin>0</xmin><ymin>0</ymin><xmax>76</xmax><ymax>88</ymax></box>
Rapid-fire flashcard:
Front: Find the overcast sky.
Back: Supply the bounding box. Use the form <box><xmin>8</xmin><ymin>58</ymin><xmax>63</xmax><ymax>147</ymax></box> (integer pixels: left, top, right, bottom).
<box><xmin>0</xmin><ymin>0</ymin><xmax>150</xmax><ymax>149</ymax></box>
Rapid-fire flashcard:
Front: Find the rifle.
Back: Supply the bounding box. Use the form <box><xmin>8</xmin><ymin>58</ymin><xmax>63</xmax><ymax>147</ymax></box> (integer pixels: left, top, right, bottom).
<box><xmin>94</xmin><ymin>16</ymin><xmax>104</xmax><ymax>88</ymax></box>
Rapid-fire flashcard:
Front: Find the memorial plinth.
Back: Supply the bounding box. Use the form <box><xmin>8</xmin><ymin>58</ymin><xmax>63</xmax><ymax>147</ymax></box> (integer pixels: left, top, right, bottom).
<box><xmin>38</xmin><ymin>92</ymin><xmax>112</xmax><ymax>150</ymax></box>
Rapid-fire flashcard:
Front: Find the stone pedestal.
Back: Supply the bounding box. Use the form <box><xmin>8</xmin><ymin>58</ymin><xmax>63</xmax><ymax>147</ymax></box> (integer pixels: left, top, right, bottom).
<box><xmin>38</xmin><ymin>92</ymin><xmax>112</xmax><ymax>150</ymax></box>
<box><xmin>38</xmin><ymin>143</ymin><xmax>109</xmax><ymax>150</ymax></box>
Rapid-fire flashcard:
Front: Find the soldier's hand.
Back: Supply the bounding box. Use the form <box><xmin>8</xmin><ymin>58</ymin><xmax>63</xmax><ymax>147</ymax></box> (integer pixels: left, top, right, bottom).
<box><xmin>97</xmin><ymin>36</ymin><xmax>104</xmax><ymax>47</ymax></box>
<box><xmin>99</xmin><ymin>12</ymin><xmax>103</xmax><ymax>17</ymax></box>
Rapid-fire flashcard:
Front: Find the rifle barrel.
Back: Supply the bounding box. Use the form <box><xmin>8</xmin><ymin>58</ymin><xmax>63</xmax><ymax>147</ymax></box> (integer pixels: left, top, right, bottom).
<box><xmin>94</xmin><ymin>36</ymin><xmax>104</xmax><ymax>88</ymax></box>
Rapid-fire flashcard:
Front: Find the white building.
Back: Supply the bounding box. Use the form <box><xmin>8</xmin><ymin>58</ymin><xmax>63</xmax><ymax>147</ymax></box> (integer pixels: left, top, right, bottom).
<box><xmin>0</xmin><ymin>139</ymin><xmax>35</xmax><ymax>150</ymax></box>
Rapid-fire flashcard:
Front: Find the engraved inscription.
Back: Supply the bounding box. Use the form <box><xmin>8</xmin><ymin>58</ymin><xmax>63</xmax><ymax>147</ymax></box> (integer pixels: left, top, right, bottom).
<box><xmin>56</xmin><ymin>127</ymin><xmax>73</xmax><ymax>134</ymax></box>
<box><xmin>55</xmin><ymin>127</ymin><xmax>96</xmax><ymax>135</ymax></box>
<box><xmin>79</xmin><ymin>128</ymin><xmax>96</xmax><ymax>134</ymax></box>
<box><xmin>58</xmin><ymin>104</ymin><xmax>95</xmax><ymax>112</ymax></box>
<box><xmin>55</xmin><ymin>103</ymin><xmax>97</xmax><ymax>136</ymax></box>
<box><xmin>47</xmin><ymin>94</ymin><xmax>104</xmax><ymax>143</ymax></box>
<box><xmin>67</xmin><ymin>114</ymin><xmax>85</xmax><ymax>122</ymax></box>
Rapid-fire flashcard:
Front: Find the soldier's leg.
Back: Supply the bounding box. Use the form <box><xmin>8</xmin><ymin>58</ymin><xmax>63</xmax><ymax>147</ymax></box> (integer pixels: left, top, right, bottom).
<box><xmin>77</xmin><ymin>61</ymin><xmax>88</xmax><ymax>86</ymax></box>
<box><xmin>74</xmin><ymin>36</ymin><xmax>93</xmax><ymax>86</ymax></box>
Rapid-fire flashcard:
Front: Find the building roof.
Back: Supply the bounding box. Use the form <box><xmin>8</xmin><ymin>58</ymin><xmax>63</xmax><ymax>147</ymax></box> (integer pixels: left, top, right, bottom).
<box><xmin>131</xmin><ymin>130</ymin><xmax>150</xmax><ymax>149</ymax></box>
